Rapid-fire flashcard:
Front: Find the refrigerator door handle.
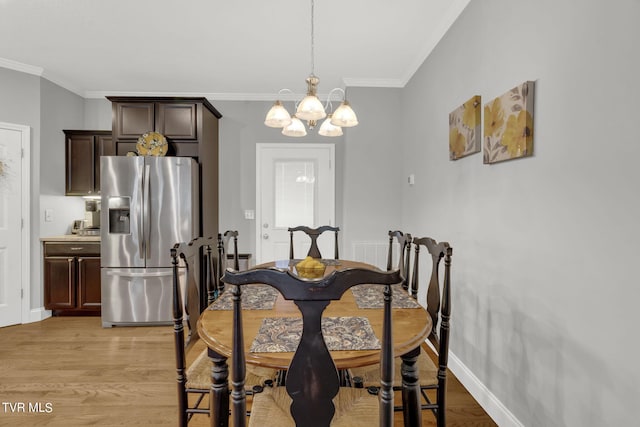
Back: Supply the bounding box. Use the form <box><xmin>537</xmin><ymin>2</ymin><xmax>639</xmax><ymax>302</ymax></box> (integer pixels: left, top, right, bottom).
<box><xmin>143</xmin><ymin>164</ymin><xmax>151</xmax><ymax>260</ymax></box>
<box><xmin>105</xmin><ymin>270</ymin><xmax>172</xmax><ymax>278</ymax></box>
<box><xmin>137</xmin><ymin>162</ymin><xmax>145</xmax><ymax>260</ymax></box>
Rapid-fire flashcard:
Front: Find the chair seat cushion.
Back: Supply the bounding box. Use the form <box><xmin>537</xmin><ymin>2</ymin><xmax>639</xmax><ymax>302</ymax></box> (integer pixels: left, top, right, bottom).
<box><xmin>186</xmin><ymin>349</ymin><xmax>278</xmax><ymax>390</ymax></box>
<box><xmin>248</xmin><ymin>386</ymin><xmax>380</xmax><ymax>427</ymax></box>
<box><xmin>349</xmin><ymin>350</ymin><xmax>438</xmax><ymax>388</ymax></box>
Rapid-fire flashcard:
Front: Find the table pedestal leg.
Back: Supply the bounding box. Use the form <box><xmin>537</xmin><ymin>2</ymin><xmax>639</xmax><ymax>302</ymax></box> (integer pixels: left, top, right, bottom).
<box><xmin>208</xmin><ymin>348</ymin><xmax>229</xmax><ymax>427</ymax></box>
<box><xmin>401</xmin><ymin>346</ymin><xmax>422</xmax><ymax>427</ymax></box>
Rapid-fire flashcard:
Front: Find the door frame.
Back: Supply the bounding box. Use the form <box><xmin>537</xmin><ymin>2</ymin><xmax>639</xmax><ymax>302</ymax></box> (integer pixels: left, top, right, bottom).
<box><xmin>0</xmin><ymin>122</ymin><xmax>31</xmax><ymax>325</ymax></box>
<box><xmin>255</xmin><ymin>143</ymin><xmax>335</xmax><ymax>263</ymax></box>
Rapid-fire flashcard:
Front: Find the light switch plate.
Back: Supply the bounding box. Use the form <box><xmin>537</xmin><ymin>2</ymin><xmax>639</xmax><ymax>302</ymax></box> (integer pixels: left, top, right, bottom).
<box><xmin>244</xmin><ymin>209</ymin><xmax>255</xmax><ymax>220</ymax></box>
<box><xmin>44</xmin><ymin>209</ymin><xmax>53</xmax><ymax>222</ymax></box>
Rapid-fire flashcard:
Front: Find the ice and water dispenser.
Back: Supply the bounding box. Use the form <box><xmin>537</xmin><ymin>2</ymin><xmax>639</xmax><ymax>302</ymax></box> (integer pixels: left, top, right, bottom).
<box><xmin>107</xmin><ymin>197</ymin><xmax>131</xmax><ymax>234</ymax></box>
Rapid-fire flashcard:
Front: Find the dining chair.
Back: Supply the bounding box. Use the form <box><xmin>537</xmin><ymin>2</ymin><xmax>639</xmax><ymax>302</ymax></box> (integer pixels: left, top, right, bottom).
<box><xmin>288</xmin><ymin>225</ymin><xmax>340</xmax><ymax>260</ymax></box>
<box><xmin>221</xmin><ymin>266</ymin><xmax>407</xmax><ymax>427</ymax></box>
<box><xmin>172</xmin><ymin>236</ymin><xmax>277</xmax><ymax>426</ymax></box>
<box><xmin>386</xmin><ymin>230</ymin><xmax>412</xmax><ymax>291</ymax></box>
<box><xmin>350</xmin><ymin>237</ymin><xmax>452</xmax><ymax>427</ymax></box>
<box><xmin>172</xmin><ymin>237</ymin><xmax>217</xmax><ymax>426</ymax></box>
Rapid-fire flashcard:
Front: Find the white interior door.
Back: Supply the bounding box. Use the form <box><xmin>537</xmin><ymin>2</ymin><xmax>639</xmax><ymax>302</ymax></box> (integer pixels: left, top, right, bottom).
<box><xmin>256</xmin><ymin>143</ymin><xmax>335</xmax><ymax>264</ymax></box>
<box><xmin>0</xmin><ymin>123</ymin><xmax>30</xmax><ymax>327</ymax></box>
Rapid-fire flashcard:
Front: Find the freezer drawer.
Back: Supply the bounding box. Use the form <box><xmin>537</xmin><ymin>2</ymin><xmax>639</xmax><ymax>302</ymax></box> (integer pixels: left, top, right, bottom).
<box><xmin>101</xmin><ymin>268</ymin><xmax>176</xmax><ymax>327</ymax></box>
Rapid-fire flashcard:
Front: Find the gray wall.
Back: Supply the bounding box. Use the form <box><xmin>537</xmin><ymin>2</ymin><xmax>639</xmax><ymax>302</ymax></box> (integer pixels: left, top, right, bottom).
<box><xmin>400</xmin><ymin>0</ymin><xmax>640</xmax><ymax>425</ymax></box>
<box><xmin>339</xmin><ymin>87</ymin><xmax>404</xmax><ymax>255</ymax></box>
<box><xmin>215</xmin><ymin>90</ymin><xmax>401</xmax><ymax>261</ymax></box>
<box><xmin>39</xmin><ymin>81</ymin><xmax>85</xmax><ymax>231</ymax></box>
<box><xmin>223</xmin><ymin>99</ymin><xmax>348</xmax><ymax>260</ymax></box>
<box><xmin>71</xmin><ymin>96</ymin><xmax>404</xmax><ymax>265</ymax></box>
<box><xmin>0</xmin><ymin>68</ymin><xmax>42</xmax><ymax>313</ymax></box>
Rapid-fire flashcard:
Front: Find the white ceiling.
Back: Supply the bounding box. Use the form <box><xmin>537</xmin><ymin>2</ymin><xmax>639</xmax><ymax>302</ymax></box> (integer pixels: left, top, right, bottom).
<box><xmin>0</xmin><ymin>0</ymin><xmax>470</xmax><ymax>100</ymax></box>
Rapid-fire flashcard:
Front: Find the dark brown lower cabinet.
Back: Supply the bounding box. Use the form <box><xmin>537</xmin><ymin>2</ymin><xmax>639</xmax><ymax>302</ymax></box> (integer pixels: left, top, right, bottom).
<box><xmin>43</xmin><ymin>242</ymin><xmax>101</xmax><ymax>315</ymax></box>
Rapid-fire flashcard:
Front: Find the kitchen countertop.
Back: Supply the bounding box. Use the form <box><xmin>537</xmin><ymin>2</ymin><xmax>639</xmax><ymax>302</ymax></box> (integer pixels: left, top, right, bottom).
<box><xmin>41</xmin><ymin>235</ymin><xmax>101</xmax><ymax>242</ymax></box>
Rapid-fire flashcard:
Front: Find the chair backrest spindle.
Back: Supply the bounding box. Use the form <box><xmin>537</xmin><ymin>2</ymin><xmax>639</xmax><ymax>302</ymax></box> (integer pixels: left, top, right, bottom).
<box><xmin>387</xmin><ymin>230</ymin><xmax>412</xmax><ymax>291</ymax></box>
<box><xmin>216</xmin><ymin>230</ymin><xmax>240</xmax><ymax>295</ymax></box>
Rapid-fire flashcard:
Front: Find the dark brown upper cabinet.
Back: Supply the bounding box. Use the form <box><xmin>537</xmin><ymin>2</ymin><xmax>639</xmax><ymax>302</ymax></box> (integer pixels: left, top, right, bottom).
<box><xmin>112</xmin><ymin>101</ymin><xmax>197</xmax><ymax>141</ymax></box>
<box><xmin>64</xmin><ymin>130</ymin><xmax>114</xmax><ymax>196</ymax></box>
<box><xmin>112</xmin><ymin>102</ymin><xmax>155</xmax><ymax>139</ymax></box>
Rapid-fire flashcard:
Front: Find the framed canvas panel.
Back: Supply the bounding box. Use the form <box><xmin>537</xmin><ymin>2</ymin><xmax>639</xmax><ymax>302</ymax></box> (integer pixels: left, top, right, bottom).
<box><xmin>483</xmin><ymin>81</ymin><xmax>535</xmax><ymax>164</ymax></box>
<box><xmin>449</xmin><ymin>95</ymin><xmax>481</xmax><ymax>160</ymax></box>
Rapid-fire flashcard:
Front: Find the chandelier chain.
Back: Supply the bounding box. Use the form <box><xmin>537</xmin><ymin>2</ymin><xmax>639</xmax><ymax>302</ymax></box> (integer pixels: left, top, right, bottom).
<box><xmin>310</xmin><ymin>0</ymin><xmax>315</xmax><ymax>75</ymax></box>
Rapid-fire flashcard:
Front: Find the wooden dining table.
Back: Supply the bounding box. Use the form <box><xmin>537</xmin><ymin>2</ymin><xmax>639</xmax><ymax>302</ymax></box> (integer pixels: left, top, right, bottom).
<box><xmin>197</xmin><ymin>259</ymin><xmax>432</xmax><ymax>427</ymax></box>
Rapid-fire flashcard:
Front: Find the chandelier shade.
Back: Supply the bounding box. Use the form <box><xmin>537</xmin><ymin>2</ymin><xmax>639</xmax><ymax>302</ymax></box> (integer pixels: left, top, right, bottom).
<box><xmin>296</xmin><ymin>95</ymin><xmax>327</xmax><ymax>121</ymax></box>
<box><xmin>318</xmin><ymin>114</ymin><xmax>343</xmax><ymax>137</ymax></box>
<box><xmin>330</xmin><ymin>101</ymin><xmax>359</xmax><ymax>127</ymax></box>
<box><xmin>264</xmin><ymin>100</ymin><xmax>292</xmax><ymax>128</ymax></box>
<box><xmin>282</xmin><ymin>115</ymin><xmax>307</xmax><ymax>137</ymax></box>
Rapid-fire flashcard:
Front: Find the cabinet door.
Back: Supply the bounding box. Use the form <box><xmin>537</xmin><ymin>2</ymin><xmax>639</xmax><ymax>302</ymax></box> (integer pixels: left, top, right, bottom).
<box><xmin>157</xmin><ymin>103</ymin><xmax>197</xmax><ymax>140</ymax></box>
<box><xmin>113</xmin><ymin>102</ymin><xmax>155</xmax><ymax>139</ymax></box>
<box><xmin>65</xmin><ymin>134</ymin><xmax>96</xmax><ymax>195</ymax></box>
<box><xmin>95</xmin><ymin>136</ymin><xmax>114</xmax><ymax>192</ymax></box>
<box><xmin>44</xmin><ymin>257</ymin><xmax>75</xmax><ymax>309</ymax></box>
<box><xmin>77</xmin><ymin>257</ymin><xmax>101</xmax><ymax>310</ymax></box>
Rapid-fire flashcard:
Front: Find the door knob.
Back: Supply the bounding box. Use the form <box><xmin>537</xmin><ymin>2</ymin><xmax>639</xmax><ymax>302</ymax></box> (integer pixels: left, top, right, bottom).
<box><xmin>263</xmin><ymin>233</ymin><xmax>269</xmax><ymax>239</ymax></box>
<box><xmin>263</xmin><ymin>223</ymin><xmax>269</xmax><ymax>228</ymax></box>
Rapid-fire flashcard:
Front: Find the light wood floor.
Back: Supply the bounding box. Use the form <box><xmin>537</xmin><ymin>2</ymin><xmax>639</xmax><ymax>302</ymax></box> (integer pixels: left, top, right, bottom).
<box><xmin>0</xmin><ymin>317</ymin><xmax>496</xmax><ymax>426</ymax></box>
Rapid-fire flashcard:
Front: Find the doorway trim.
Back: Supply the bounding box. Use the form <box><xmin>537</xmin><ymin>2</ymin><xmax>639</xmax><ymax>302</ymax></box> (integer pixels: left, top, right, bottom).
<box><xmin>0</xmin><ymin>122</ymin><xmax>31</xmax><ymax>325</ymax></box>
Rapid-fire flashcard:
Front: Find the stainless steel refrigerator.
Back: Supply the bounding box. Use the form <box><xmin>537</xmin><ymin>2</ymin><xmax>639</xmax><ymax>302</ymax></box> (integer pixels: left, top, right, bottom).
<box><xmin>100</xmin><ymin>156</ymin><xmax>199</xmax><ymax>327</ymax></box>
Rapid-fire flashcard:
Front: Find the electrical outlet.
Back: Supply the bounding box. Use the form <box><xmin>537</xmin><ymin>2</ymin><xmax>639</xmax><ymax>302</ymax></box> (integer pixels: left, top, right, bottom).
<box><xmin>44</xmin><ymin>209</ymin><xmax>53</xmax><ymax>222</ymax></box>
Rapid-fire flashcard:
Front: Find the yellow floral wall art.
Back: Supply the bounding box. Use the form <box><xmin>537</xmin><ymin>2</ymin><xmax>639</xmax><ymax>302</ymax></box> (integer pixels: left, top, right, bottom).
<box><xmin>483</xmin><ymin>81</ymin><xmax>535</xmax><ymax>164</ymax></box>
<box><xmin>449</xmin><ymin>95</ymin><xmax>481</xmax><ymax>160</ymax></box>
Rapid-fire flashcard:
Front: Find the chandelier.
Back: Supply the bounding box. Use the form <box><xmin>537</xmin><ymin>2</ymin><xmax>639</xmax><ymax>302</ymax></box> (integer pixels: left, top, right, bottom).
<box><xmin>264</xmin><ymin>0</ymin><xmax>358</xmax><ymax>137</ymax></box>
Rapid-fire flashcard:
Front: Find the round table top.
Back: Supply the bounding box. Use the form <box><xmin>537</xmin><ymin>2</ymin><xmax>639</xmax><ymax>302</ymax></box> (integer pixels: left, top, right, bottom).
<box><xmin>197</xmin><ymin>259</ymin><xmax>431</xmax><ymax>370</ymax></box>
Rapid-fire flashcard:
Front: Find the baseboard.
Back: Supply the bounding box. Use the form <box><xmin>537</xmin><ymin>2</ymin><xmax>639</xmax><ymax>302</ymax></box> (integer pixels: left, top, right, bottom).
<box><xmin>448</xmin><ymin>351</ymin><xmax>524</xmax><ymax>427</ymax></box>
<box><xmin>27</xmin><ymin>307</ymin><xmax>51</xmax><ymax>323</ymax></box>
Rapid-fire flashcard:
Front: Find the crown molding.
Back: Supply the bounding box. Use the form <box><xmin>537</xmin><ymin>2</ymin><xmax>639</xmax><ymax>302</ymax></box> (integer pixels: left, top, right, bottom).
<box><xmin>40</xmin><ymin>70</ymin><xmax>85</xmax><ymax>97</ymax></box>
<box><xmin>84</xmin><ymin>91</ymin><xmax>351</xmax><ymax>102</ymax></box>
<box><xmin>0</xmin><ymin>57</ymin><xmax>43</xmax><ymax>76</ymax></box>
<box><xmin>343</xmin><ymin>77</ymin><xmax>406</xmax><ymax>88</ymax></box>
<box><xmin>84</xmin><ymin>91</ymin><xmax>290</xmax><ymax>101</ymax></box>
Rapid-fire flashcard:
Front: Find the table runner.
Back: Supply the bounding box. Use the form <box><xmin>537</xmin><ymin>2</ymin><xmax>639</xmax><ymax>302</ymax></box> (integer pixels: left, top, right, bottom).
<box><xmin>207</xmin><ymin>284</ymin><xmax>279</xmax><ymax>310</ymax></box>
<box><xmin>249</xmin><ymin>316</ymin><xmax>380</xmax><ymax>353</ymax></box>
<box><xmin>351</xmin><ymin>283</ymin><xmax>422</xmax><ymax>309</ymax></box>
